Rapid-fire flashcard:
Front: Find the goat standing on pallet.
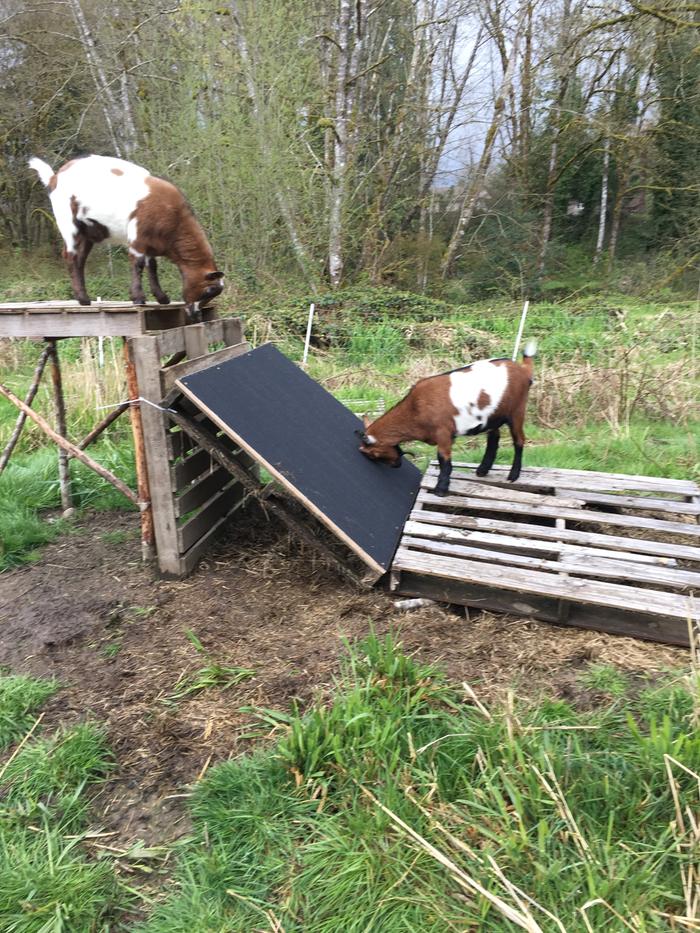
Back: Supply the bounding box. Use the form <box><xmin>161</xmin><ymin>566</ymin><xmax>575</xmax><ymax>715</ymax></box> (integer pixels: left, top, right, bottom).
<box><xmin>358</xmin><ymin>341</ymin><xmax>537</xmax><ymax>496</ymax></box>
<box><xmin>28</xmin><ymin>154</ymin><xmax>223</xmax><ymax>324</ymax></box>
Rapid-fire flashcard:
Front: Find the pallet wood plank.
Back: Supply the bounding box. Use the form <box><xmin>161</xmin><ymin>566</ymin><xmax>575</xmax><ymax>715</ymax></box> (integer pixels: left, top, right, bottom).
<box><xmin>444</xmin><ymin>463</ymin><xmax>699</xmax><ymax>496</ymax></box>
<box><xmin>174</xmin><ymin>465</ymin><xmax>230</xmax><ymax>517</ymax></box>
<box><xmin>417</xmin><ymin>490</ymin><xmax>700</xmax><ymax>538</ymax></box>
<box><xmin>409</xmin><ymin>509</ymin><xmax>700</xmax><ymax>562</ymax></box>
<box><xmin>179</xmin><ymin>494</ymin><xmax>249</xmax><ymax>576</ymax></box>
<box><xmin>419</xmin><ymin>475</ymin><xmax>585</xmax><ymax>508</ymax></box>
<box><xmin>177</xmin><ymin>481</ymin><xmax>244</xmax><ymax>552</ymax></box>
<box><xmin>393</xmin><ymin>572</ymin><xmax>690</xmax><ymax>647</ymax></box>
<box><xmin>392</xmin><ymin>548</ymin><xmax>700</xmax><ymax>621</ymax></box>
<box><xmin>402</xmin><ymin>520</ymin><xmax>679</xmax><ymax>566</ymax></box>
<box><xmin>400</xmin><ymin>535</ymin><xmax>700</xmax><ymax>590</ymax></box>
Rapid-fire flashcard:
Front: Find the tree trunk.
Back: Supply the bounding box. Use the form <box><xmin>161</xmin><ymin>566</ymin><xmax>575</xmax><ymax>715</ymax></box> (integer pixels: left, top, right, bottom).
<box><xmin>593</xmin><ymin>137</ymin><xmax>610</xmax><ymax>264</ymax></box>
<box><xmin>440</xmin><ymin>10</ymin><xmax>524</xmax><ymax>280</ymax></box>
<box><xmin>230</xmin><ymin>0</ymin><xmax>318</xmax><ymax>289</ymax></box>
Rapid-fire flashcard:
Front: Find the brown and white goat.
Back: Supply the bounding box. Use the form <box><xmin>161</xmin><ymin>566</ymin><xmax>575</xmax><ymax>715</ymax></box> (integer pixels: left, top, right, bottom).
<box><xmin>29</xmin><ymin>154</ymin><xmax>223</xmax><ymax>323</ymax></box>
<box><xmin>358</xmin><ymin>341</ymin><xmax>537</xmax><ymax>495</ymax></box>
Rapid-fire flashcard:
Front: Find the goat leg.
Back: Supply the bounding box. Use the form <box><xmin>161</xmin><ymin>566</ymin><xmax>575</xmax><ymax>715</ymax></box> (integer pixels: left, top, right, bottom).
<box><xmin>146</xmin><ymin>257</ymin><xmax>170</xmax><ymax>304</ymax></box>
<box><xmin>476</xmin><ymin>428</ymin><xmax>500</xmax><ymax>477</ymax></box>
<box><xmin>507</xmin><ymin>412</ymin><xmax>525</xmax><ymax>482</ymax></box>
<box><xmin>129</xmin><ymin>254</ymin><xmax>147</xmax><ymax>305</ymax></box>
<box><xmin>434</xmin><ymin>443</ymin><xmax>453</xmax><ymax>496</ymax></box>
<box><xmin>66</xmin><ymin>243</ymin><xmax>92</xmax><ymax>305</ymax></box>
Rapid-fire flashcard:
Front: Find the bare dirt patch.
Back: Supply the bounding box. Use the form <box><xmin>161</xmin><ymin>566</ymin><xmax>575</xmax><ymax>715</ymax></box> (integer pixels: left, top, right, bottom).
<box><xmin>0</xmin><ymin>504</ymin><xmax>688</xmax><ymax>849</ymax></box>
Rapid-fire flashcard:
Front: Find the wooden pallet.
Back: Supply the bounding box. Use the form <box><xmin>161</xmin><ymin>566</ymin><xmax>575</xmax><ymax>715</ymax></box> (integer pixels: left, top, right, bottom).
<box><xmin>0</xmin><ymin>300</ymin><xmax>218</xmax><ymax>338</ymax></box>
<box><xmin>391</xmin><ymin>463</ymin><xmax>700</xmax><ymax>646</ymax></box>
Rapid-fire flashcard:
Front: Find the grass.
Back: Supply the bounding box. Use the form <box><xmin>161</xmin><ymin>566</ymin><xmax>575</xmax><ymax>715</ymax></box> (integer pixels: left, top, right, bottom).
<box><xmin>0</xmin><ymin>676</ymin><xmax>57</xmax><ymax>750</ymax></box>
<box><xmin>137</xmin><ymin>633</ymin><xmax>699</xmax><ymax>931</ymax></box>
<box><xmin>0</xmin><ymin>674</ymin><xmax>123</xmax><ymax>932</ymax></box>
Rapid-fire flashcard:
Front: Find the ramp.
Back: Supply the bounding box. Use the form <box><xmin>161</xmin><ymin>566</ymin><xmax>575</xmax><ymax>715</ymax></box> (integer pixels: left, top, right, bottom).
<box><xmin>174</xmin><ymin>343</ymin><xmax>421</xmax><ymax>576</ymax></box>
<box><xmin>392</xmin><ymin>462</ymin><xmax>700</xmax><ymax>647</ymax></box>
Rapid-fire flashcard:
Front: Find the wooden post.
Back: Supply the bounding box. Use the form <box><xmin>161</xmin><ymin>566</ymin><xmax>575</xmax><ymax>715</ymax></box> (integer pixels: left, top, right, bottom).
<box><xmin>46</xmin><ymin>339</ymin><xmax>73</xmax><ymax>514</ymax></box>
<box><xmin>123</xmin><ymin>339</ymin><xmax>155</xmax><ymax>562</ymax></box>
<box><xmin>0</xmin><ymin>343</ymin><xmax>51</xmax><ymax>474</ymax></box>
<box><xmin>0</xmin><ymin>382</ymin><xmax>139</xmax><ymax>505</ymax></box>
<box><xmin>129</xmin><ymin>334</ymin><xmax>182</xmax><ymax>575</ymax></box>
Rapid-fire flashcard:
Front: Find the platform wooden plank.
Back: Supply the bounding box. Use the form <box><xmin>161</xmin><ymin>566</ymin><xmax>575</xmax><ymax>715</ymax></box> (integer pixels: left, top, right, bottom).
<box><xmin>417</xmin><ymin>490</ymin><xmax>700</xmax><ymax>538</ymax></box>
<box><xmin>175</xmin><ymin>343</ymin><xmax>422</xmax><ymax>575</ymax></box>
<box><xmin>409</xmin><ymin>509</ymin><xmax>700</xmax><ymax>562</ymax></box>
<box><xmin>402</xmin><ymin>520</ymin><xmax>679</xmax><ymax>566</ymax></box>
<box><xmin>426</xmin><ymin>469</ymin><xmax>699</xmax><ymax>515</ymax></box>
<box><xmin>400</xmin><ymin>535</ymin><xmax>700</xmax><ymax>590</ymax></box>
<box><xmin>393</xmin><ymin>549</ymin><xmax>700</xmax><ymax>622</ymax></box>
<box><xmin>445</xmin><ymin>463</ymin><xmax>699</xmax><ymax>496</ymax></box>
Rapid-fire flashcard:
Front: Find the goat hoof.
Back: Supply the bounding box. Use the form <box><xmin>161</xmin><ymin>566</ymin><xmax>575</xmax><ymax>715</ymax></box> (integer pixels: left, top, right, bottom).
<box><xmin>475</xmin><ymin>467</ymin><xmax>489</xmax><ymax>477</ymax></box>
<box><xmin>131</xmin><ymin>296</ymin><xmax>147</xmax><ymax>307</ymax></box>
<box><xmin>156</xmin><ymin>295</ymin><xmax>170</xmax><ymax>305</ymax></box>
<box><xmin>507</xmin><ymin>472</ymin><xmax>520</xmax><ymax>483</ymax></box>
<box><xmin>433</xmin><ymin>486</ymin><xmax>448</xmax><ymax>497</ymax></box>
<box><xmin>78</xmin><ymin>296</ymin><xmax>91</xmax><ymax>306</ymax></box>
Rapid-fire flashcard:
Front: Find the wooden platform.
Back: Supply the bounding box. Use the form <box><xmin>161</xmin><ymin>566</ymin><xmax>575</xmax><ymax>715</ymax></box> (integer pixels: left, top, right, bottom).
<box><xmin>391</xmin><ymin>463</ymin><xmax>700</xmax><ymax>646</ymax></box>
<box><xmin>0</xmin><ymin>300</ymin><xmax>218</xmax><ymax>338</ymax></box>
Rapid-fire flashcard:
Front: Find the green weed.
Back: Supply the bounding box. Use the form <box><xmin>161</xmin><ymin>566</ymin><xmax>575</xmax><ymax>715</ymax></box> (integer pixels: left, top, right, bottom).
<box><xmin>0</xmin><ymin>675</ymin><xmax>57</xmax><ymax>751</ymax></box>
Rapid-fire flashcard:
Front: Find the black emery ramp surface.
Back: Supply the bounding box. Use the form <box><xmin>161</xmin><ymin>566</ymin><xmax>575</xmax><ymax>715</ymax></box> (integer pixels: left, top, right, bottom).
<box><xmin>176</xmin><ymin>343</ymin><xmax>422</xmax><ymax>574</ymax></box>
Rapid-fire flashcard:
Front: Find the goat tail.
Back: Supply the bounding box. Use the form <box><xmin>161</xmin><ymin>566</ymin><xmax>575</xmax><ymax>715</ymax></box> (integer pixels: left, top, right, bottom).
<box><xmin>521</xmin><ymin>338</ymin><xmax>537</xmax><ymax>378</ymax></box>
<box><xmin>28</xmin><ymin>157</ymin><xmax>55</xmax><ymax>188</ymax></box>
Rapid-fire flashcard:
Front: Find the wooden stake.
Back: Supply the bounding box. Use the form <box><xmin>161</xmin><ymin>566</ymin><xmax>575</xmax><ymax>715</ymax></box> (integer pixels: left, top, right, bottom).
<box><xmin>123</xmin><ymin>339</ymin><xmax>155</xmax><ymax>561</ymax></box>
<box><xmin>46</xmin><ymin>339</ymin><xmax>73</xmax><ymax>514</ymax></box>
<box><xmin>75</xmin><ymin>401</ymin><xmax>130</xmax><ymax>451</ymax></box>
<box><xmin>0</xmin><ymin>343</ymin><xmax>51</xmax><ymax>474</ymax></box>
<box><xmin>0</xmin><ymin>381</ymin><xmax>139</xmax><ymax>506</ymax></box>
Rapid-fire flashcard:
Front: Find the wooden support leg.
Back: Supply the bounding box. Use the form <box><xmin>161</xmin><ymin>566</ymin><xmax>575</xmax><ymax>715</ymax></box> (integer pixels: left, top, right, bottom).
<box><xmin>46</xmin><ymin>339</ymin><xmax>74</xmax><ymax>515</ymax></box>
<box><xmin>123</xmin><ymin>339</ymin><xmax>155</xmax><ymax>562</ymax></box>
<box><xmin>0</xmin><ymin>344</ymin><xmax>51</xmax><ymax>474</ymax></box>
<box><xmin>129</xmin><ymin>335</ymin><xmax>181</xmax><ymax>575</ymax></box>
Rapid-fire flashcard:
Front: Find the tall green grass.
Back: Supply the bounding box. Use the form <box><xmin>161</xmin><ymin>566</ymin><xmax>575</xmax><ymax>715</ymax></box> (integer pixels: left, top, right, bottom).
<box><xmin>139</xmin><ymin>634</ymin><xmax>699</xmax><ymax>931</ymax></box>
<box><xmin>0</xmin><ymin>675</ymin><xmax>123</xmax><ymax>932</ymax></box>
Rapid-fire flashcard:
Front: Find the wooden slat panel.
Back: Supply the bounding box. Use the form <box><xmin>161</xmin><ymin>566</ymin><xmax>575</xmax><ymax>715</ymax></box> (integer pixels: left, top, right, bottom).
<box><xmin>177</xmin><ymin>482</ymin><xmax>244</xmax><ymax>552</ymax></box>
<box><xmin>393</xmin><ymin>572</ymin><xmax>690</xmax><ymax>647</ymax></box>
<box><xmin>400</xmin><ymin>535</ymin><xmax>700</xmax><ymax>590</ymax></box>
<box><xmin>392</xmin><ymin>548</ymin><xmax>700</xmax><ymax>621</ymax></box>
<box><xmin>417</xmin><ymin>490</ymin><xmax>700</xmax><ymax>538</ymax></box>
<box><xmin>174</xmin><ymin>466</ymin><xmax>230</xmax><ymax>517</ymax></box>
<box><xmin>553</xmin><ymin>488</ymin><xmax>700</xmax><ymax>515</ymax></box>
<box><xmin>179</xmin><ymin>494</ymin><xmax>249</xmax><ymax>575</ymax></box>
<box><xmin>172</xmin><ymin>448</ymin><xmax>214</xmax><ymax>490</ymax></box>
<box><xmin>0</xmin><ymin>300</ymin><xmax>184</xmax><ymax>311</ymax></box>
<box><xmin>409</xmin><ymin>509</ymin><xmax>700</xmax><ymax>563</ymax></box>
<box><xmin>446</xmin><ymin>463</ymin><xmax>699</xmax><ymax>496</ymax></box>
<box><xmin>402</xmin><ymin>520</ymin><xmax>679</xmax><ymax>566</ymax></box>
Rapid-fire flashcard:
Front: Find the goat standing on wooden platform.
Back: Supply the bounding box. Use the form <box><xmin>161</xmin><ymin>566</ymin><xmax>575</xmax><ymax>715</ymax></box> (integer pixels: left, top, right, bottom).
<box><xmin>29</xmin><ymin>154</ymin><xmax>223</xmax><ymax>323</ymax></box>
<box><xmin>358</xmin><ymin>341</ymin><xmax>537</xmax><ymax>496</ymax></box>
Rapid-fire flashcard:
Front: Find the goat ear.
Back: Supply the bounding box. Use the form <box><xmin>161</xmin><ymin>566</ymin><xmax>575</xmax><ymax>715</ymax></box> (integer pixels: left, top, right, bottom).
<box><xmin>206</xmin><ymin>270</ymin><xmax>223</xmax><ymax>281</ymax></box>
<box><xmin>362</xmin><ymin>414</ymin><xmax>372</xmax><ymax>429</ymax></box>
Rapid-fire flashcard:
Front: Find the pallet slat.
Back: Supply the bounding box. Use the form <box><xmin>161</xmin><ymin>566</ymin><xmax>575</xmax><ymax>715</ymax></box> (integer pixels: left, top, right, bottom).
<box><xmin>402</xmin><ymin>520</ymin><xmax>679</xmax><ymax>566</ymax></box>
<box><xmin>393</xmin><ymin>548</ymin><xmax>700</xmax><ymax>622</ymax></box>
<box><xmin>445</xmin><ymin>463</ymin><xmax>699</xmax><ymax>496</ymax></box>
<box><xmin>177</xmin><ymin>481</ymin><xmax>244</xmax><ymax>552</ymax></box>
<box><xmin>417</xmin><ymin>490</ymin><xmax>700</xmax><ymax>538</ymax></box>
<box><xmin>174</xmin><ymin>466</ymin><xmax>230</xmax><ymax>518</ymax></box>
<box><xmin>401</xmin><ymin>535</ymin><xmax>700</xmax><ymax>590</ymax></box>
<box><xmin>408</xmin><ymin>510</ymin><xmax>700</xmax><ymax>562</ymax></box>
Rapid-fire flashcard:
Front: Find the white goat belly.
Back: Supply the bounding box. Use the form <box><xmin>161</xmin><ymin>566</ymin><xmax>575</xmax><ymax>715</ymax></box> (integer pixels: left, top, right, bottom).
<box><xmin>50</xmin><ymin>155</ymin><xmax>150</xmax><ymax>248</ymax></box>
<box><xmin>448</xmin><ymin>362</ymin><xmax>508</xmax><ymax>435</ymax></box>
